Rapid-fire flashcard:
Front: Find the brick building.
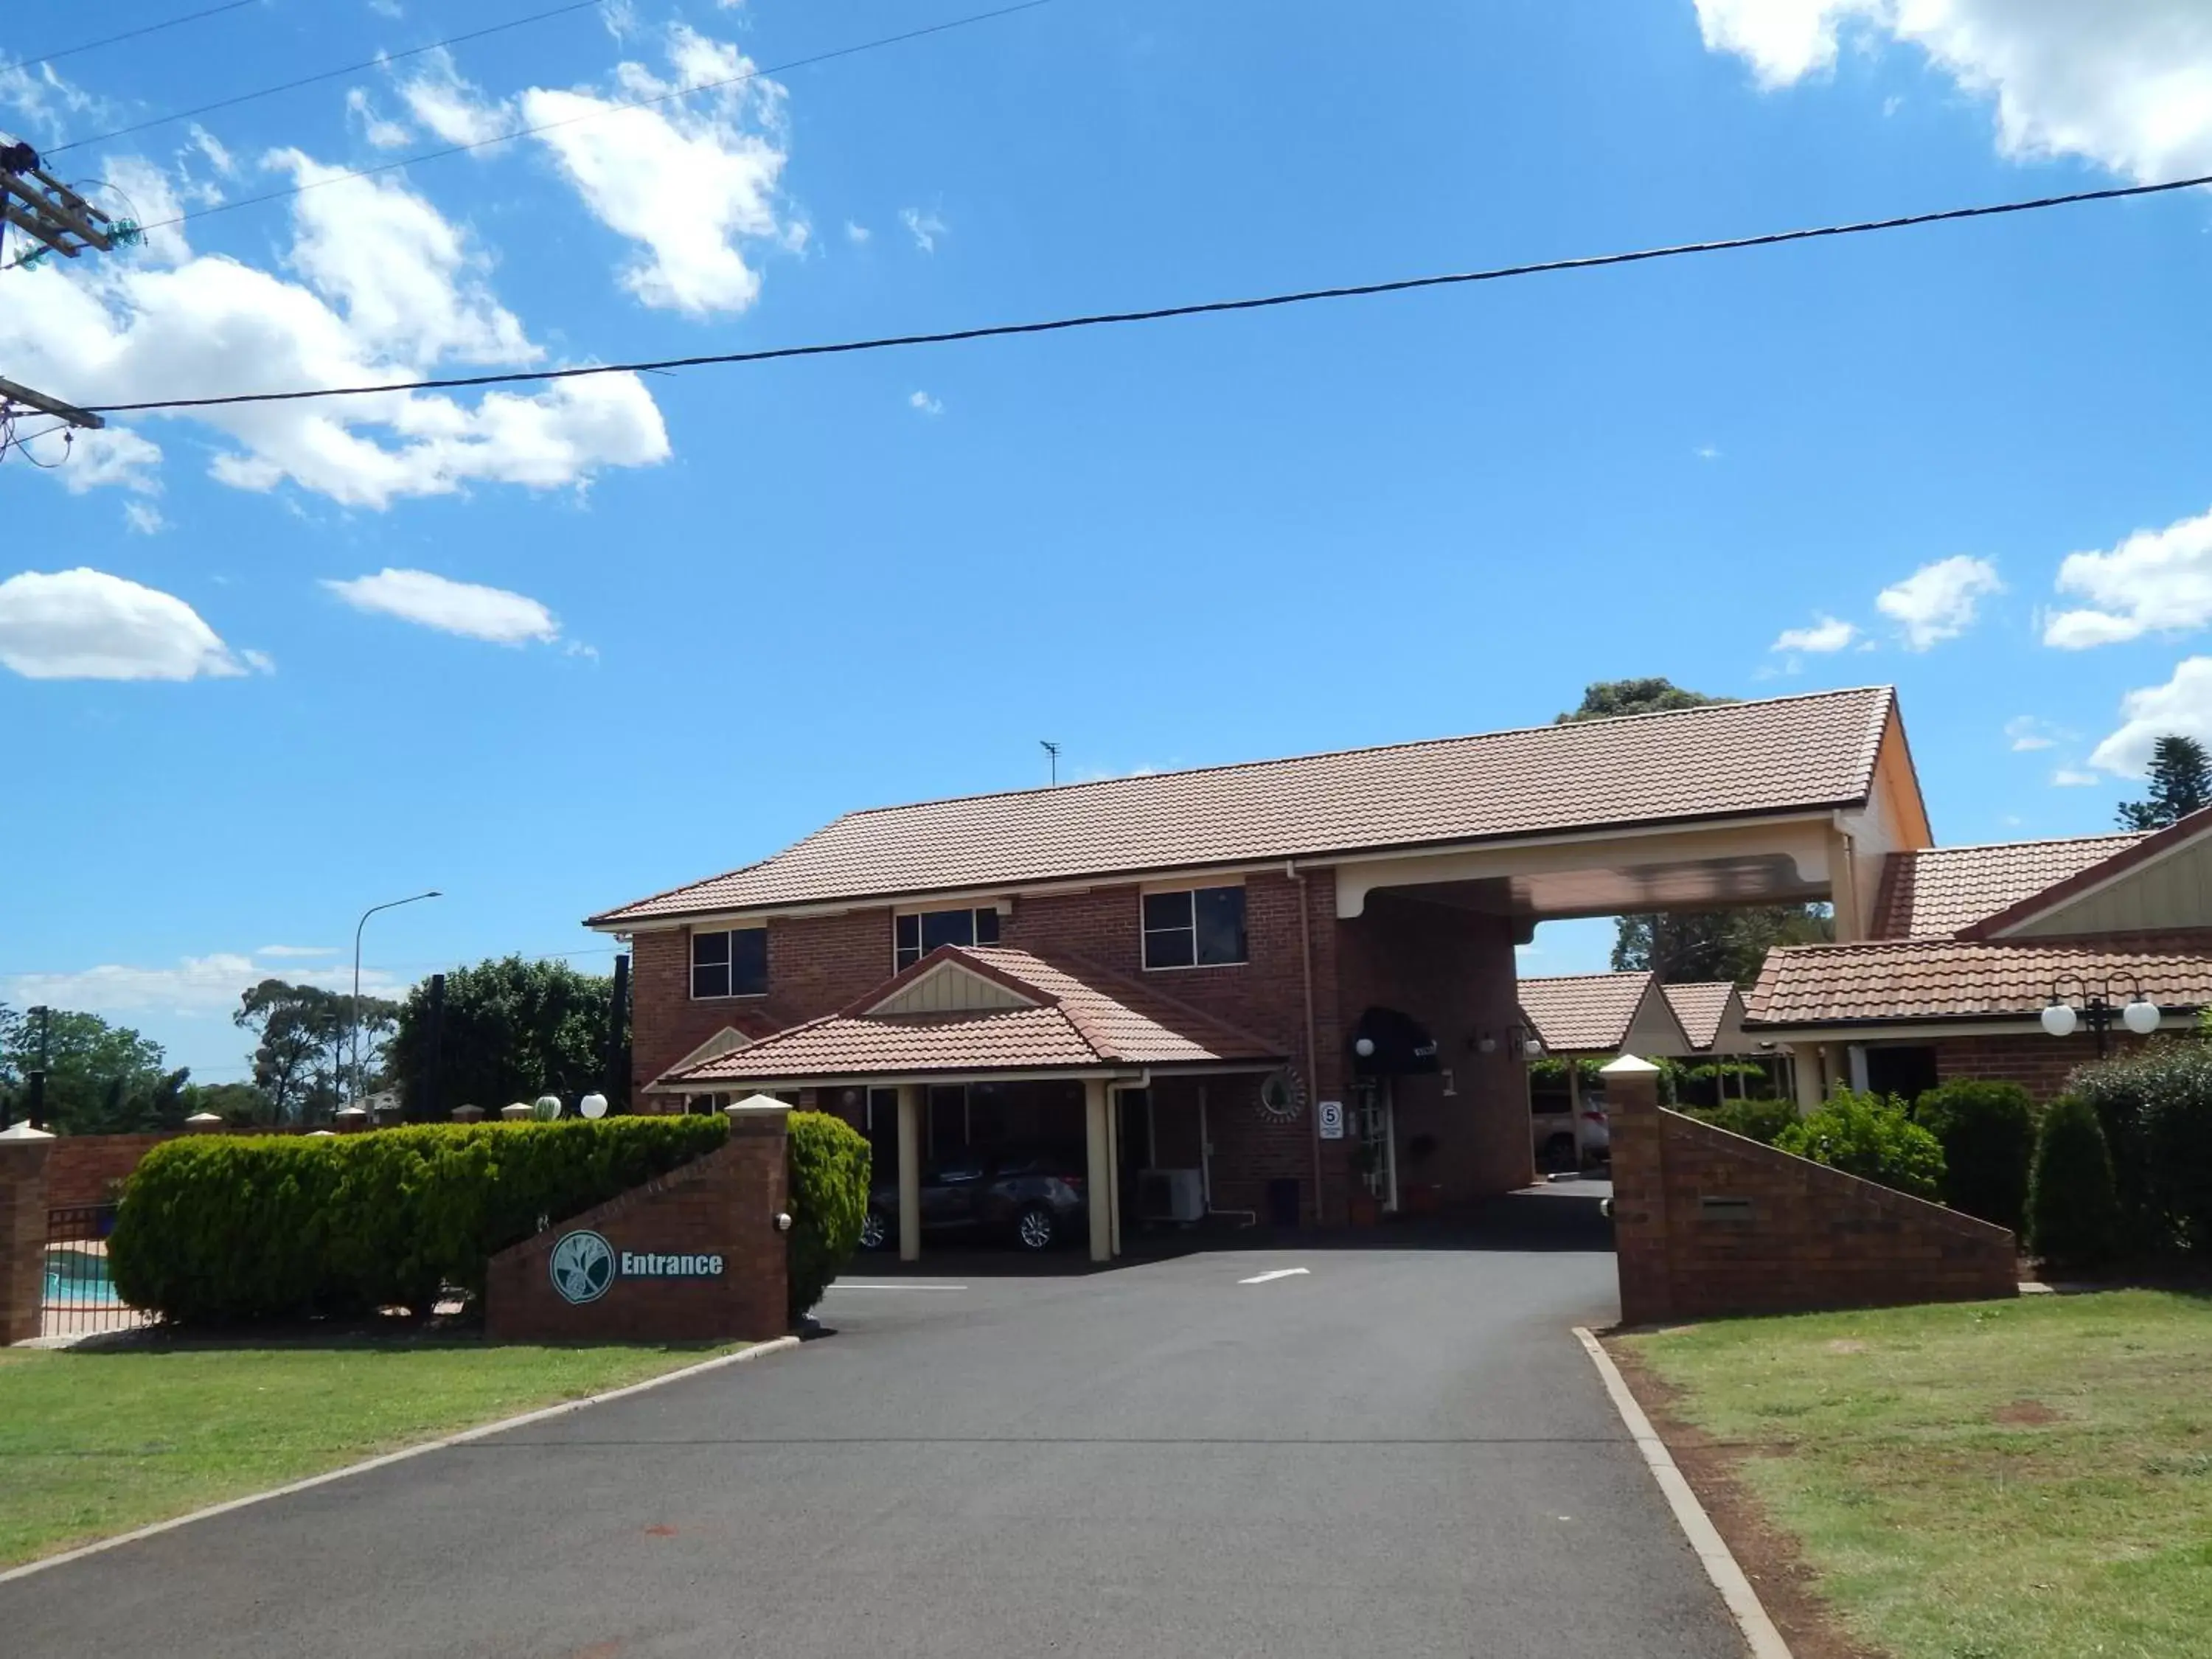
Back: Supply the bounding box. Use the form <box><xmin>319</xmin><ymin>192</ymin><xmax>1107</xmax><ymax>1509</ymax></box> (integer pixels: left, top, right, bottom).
<box><xmin>588</xmin><ymin>687</ymin><xmax>1930</xmax><ymax>1261</ymax></box>
<box><xmin>1747</xmin><ymin>807</ymin><xmax>2212</xmax><ymax>1104</ymax></box>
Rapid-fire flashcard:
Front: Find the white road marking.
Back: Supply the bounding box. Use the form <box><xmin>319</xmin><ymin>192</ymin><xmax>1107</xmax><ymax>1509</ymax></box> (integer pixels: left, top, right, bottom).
<box><xmin>825</xmin><ymin>1282</ymin><xmax>969</xmax><ymax>1292</ymax></box>
<box><xmin>1238</xmin><ymin>1267</ymin><xmax>1311</xmax><ymax>1284</ymax></box>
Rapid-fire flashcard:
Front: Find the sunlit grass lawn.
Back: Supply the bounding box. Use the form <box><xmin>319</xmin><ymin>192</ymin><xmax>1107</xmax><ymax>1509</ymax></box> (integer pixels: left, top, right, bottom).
<box><xmin>0</xmin><ymin>1337</ymin><xmax>742</xmax><ymax>1568</ymax></box>
<box><xmin>1621</xmin><ymin>1291</ymin><xmax>2212</xmax><ymax>1659</ymax></box>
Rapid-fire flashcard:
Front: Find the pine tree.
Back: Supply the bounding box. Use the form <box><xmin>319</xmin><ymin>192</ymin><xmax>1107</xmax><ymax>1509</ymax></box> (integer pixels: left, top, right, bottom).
<box><xmin>2117</xmin><ymin>734</ymin><xmax>2212</xmax><ymax>831</ymax></box>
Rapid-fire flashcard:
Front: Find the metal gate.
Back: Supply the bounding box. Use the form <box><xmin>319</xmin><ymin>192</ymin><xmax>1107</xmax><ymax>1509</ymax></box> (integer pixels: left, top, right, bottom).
<box><xmin>42</xmin><ymin>1203</ymin><xmax>145</xmax><ymax>1338</ymax></box>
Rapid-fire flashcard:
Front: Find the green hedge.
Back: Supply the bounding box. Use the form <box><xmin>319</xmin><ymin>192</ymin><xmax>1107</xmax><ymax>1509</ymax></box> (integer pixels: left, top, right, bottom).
<box><xmin>2065</xmin><ymin>1043</ymin><xmax>2212</xmax><ymax>1256</ymax></box>
<box><xmin>108</xmin><ymin>1117</ymin><xmax>730</xmax><ymax>1324</ymax></box>
<box><xmin>1682</xmin><ymin>1096</ymin><xmax>1798</xmax><ymax>1146</ymax></box>
<box><xmin>1774</xmin><ymin>1089</ymin><xmax>1944</xmax><ymax>1200</ymax></box>
<box><xmin>1911</xmin><ymin>1079</ymin><xmax>2037</xmax><ymax>1234</ymax></box>
<box><xmin>2028</xmin><ymin>1096</ymin><xmax>2121</xmax><ymax>1268</ymax></box>
<box><xmin>785</xmin><ymin>1110</ymin><xmax>870</xmax><ymax>1322</ymax></box>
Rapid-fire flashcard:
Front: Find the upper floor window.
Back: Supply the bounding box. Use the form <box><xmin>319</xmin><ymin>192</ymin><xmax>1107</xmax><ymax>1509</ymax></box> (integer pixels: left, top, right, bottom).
<box><xmin>894</xmin><ymin>905</ymin><xmax>1001</xmax><ymax>970</ymax></box>
<box><xmin>692</xmin><ymin>928</ymin><xmax>767</xmax><ymax>998</ymax></box>
<box><xmin>1143</xmin><ymin>886</ymin><xmax>1246</xmax><ymax>970</ymax></box>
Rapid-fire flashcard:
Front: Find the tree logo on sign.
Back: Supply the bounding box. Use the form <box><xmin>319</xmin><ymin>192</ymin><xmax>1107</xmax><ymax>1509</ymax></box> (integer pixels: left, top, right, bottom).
<box><xmin>549</xmin><ymin>1228</ymin><xmax>616</xmax><ymax>1305</ymax></box>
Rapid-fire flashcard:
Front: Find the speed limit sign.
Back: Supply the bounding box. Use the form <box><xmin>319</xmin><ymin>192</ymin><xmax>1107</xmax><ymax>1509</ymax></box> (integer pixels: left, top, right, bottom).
<box><xmin>1317</xmin><ymin>1099</ymin><xmax>1346</xmax><ymax>1140</ymax></box>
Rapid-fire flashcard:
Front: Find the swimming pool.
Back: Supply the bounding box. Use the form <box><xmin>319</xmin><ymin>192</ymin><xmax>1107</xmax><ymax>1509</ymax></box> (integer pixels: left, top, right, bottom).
<box><xmin>44</xmin><ymin>1245</ymin><xmax>127</xmax><ymax>1309</ymax></box>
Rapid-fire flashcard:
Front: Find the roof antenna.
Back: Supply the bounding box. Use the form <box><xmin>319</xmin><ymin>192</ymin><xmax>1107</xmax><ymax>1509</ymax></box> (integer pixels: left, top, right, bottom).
<box><xmin>1040</xmin><ymin>740</ymin><xmax>1060</xmax><ymax>785</ymax></box>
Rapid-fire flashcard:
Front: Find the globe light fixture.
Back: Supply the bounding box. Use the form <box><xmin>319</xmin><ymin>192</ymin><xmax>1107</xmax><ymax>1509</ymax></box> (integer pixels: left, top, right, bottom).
<box><xmin>2040</xmin><ymin>1000</ymin><xmax>2079</xmax><ymax>1039</ymax></box>
<box><xmin>1354</xmin><ymin>1037</ymin><xmax>1376</xmax><ymax>1058</ymax></box>
<box><xmin>2044</xmin><ymin>974</ymin><xmax>2160</xmax><ymax>1057</ymax></box>
<box><xmin>2124</xmin><ymin>996</ymin><xmax>2163</xmax><ymax>1037</ymax></box>
<box><xmin>579</xmin><ymin>1093</ymin><xmax>610</xmax><ymax>1119</ymax></box>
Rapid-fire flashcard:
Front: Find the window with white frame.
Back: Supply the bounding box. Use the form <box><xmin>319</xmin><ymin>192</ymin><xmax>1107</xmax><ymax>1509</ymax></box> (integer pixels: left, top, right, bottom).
<box><xmin>690</xmin><ymin>928</ymin><xmax>768</xmax><ymax>998</ymax></box>
<box><xmin>1141</xmin><ymin>886</ymin><xmax>1246</xmax><ymax>969</ymax></box>
<box><xmin>894</xmin><ymin>905</ymin><xmax>1001</xmax><ymax>970</ymax></box>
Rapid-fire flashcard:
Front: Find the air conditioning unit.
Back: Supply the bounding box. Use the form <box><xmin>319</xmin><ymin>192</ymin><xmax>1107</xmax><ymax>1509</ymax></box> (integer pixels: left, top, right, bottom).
<box><xmin>1138</xmin><ymin>1168</ymin><xmax>1205</xmax><ymax>1223</ymax></box>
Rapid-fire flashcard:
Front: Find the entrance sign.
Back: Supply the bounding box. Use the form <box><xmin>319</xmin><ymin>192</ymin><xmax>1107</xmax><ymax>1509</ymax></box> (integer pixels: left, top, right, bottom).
<box><xmin>549</xmin><ymin>1228</ymin><xmax>726</xmax><ymax>1305</ymax></box>
<box><xmin>1317</xmin><ymin>1099</ymin><xmax>1345</xmax><ymax>1139</ymax></box>
<box><xmin>549</xmin><ymin>1229</ymin><xmax>615</xmax><ymax>1304</ymax></box>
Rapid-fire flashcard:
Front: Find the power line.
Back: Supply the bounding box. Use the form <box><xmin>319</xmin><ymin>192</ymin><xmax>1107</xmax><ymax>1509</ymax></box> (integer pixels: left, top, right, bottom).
<box><xmin>0</xmin><ymin>1</ymin><xmax>259</xmax><ymax>80</ymax></box>
<box><xmin>85</xmin><ymin>169</ymin><xmax>2212</xmax><ymax>419</ymax></box>
<box><xmin>48</xmin><ymin>0</ymin><xmax>612</xmax><ymax>157</ymax></box>
<box><xmin>137</xmin><ymin>0</ymin><xmax>1060</xmax><ymax>235</ymax></box>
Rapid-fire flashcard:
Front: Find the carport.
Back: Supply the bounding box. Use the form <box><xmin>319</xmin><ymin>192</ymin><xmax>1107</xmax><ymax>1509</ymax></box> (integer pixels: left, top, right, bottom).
<box><xmin>650</xmin><ymin>944</ymin><xmax>1284</xmax><ymax>1262</ymax></box>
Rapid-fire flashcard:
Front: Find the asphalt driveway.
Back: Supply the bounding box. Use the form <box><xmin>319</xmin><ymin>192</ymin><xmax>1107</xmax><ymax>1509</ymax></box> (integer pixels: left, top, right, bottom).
<box><xmin>1</xmin><ymin>1212</ymin><xmax>1742</xmax><ymax>1658</ymax></box>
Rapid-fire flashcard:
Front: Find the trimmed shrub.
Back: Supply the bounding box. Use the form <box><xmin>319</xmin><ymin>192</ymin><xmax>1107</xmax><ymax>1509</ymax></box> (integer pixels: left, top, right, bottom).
<box><xmin>108</xmin><ymin>1116</ymin><xmax>729</xmax><ymax>1324</ymax></box>
<box><xmin>1774</xmin><ymin>1089</ymin><xmax>1944</xmax><ymax>1200</ymax></box>
<box><xmin>2066</xmin><ymin>1043</ymin><xmax>2212</xmax><ymax>1256</ymax></box>
<box><xmin>785</xmin><ymin>1110</ymin><xmax>871</xmax><ymax>1322</ymax></box>
<box><xmin>2027</xmin><ymin>1095</ymin><xmax>2121</xmax><ymax>1268</ymax></box>
<box><xmin>1911</xmin><ymin>1079</ymin><xmax>2037</xmax><ymax>1234</ymax></box>
<box><xmin>1683</xmin><ymin>1096</ymin><xmax>1799</xmax><ymax>1147</ymax></box>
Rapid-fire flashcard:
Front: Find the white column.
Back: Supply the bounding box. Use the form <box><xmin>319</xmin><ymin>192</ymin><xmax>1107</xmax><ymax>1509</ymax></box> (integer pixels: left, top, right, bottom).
<box><xmin>1085</xmin><ymin>1077</ymin><xmax>1112</xmax><ymax>1264</ymax></box>
<box><xmin>1567</xmin><ymin>1060</ymin><xmax>1585</xmax><ymax>1160</ymax></box>
<box><xmin>897</xmin><ymin>1083</ymin><xmax>922</xmax><ymax>1262</ymax></box>
<box><xmin>1792</xmin><ymin>1046</ymin><xmax>1824</xmax><ymax>1115</ymax></box>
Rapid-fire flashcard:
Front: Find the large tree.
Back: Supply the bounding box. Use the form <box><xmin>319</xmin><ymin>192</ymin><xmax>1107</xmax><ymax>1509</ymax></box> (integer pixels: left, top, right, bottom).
<box><xmin>386</xmin><ymin>956</ymin><xmax>619</xmax><ymax>1120</ymax></box>
<box><xmin>0</xmin><ymin>1004</ymin><xmax>189</xmax><ymax>1134</ymax></box>
<box><xmin>1557</xmin><ymin>678</ymin><xmax>1834</xmax><ymax>985</ymax></box>
<box><xmin>232</xmin><ymin>980</ymin><xmax>399</xmax><ymax>1125</ymax></box>
<box><xmin>2116</xmin><ymin>734</ymin><xmax>2212</xmax><ymax>832</ymax></box>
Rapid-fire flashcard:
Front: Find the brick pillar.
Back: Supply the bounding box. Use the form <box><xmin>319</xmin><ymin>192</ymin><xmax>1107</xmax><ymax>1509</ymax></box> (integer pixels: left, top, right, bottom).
<box><xmin>1602</xmin><ymin>1055</ymin><xmax>1673</xmax><ymax>1327</ymax></box>
<box><xmin>0</xmin><ymin>1124</ymin><xmax>56</xmax><ymax>1346</ymax></box>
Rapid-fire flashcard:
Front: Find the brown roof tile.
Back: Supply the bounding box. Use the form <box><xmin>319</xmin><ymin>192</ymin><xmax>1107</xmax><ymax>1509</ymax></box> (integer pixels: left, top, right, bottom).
<box><xmin>1959</xmin><ymin>804</ymin><xmax>2212</xmax><ymax>940</ymax></box>
<box><xmin>592</xmin><ymin>687</ymin><xmax>1898</xmax><ymax>924</ymax></box>
<box><xmin>1518</xmin><ymin>972</ymin><xmax>1660</xmax><ymax>1054</ymax></box>
<box><xmin>664</xmin><ymin>945</ymin><xmax>1283</xmax><ymax>1085</ymax></box>
<box><xmin>1870</xmin><ymin>834</ymin><xmax>2142</xmax><ymax>939</ymax></box>
<box><xmin>1660</xmin><ymin>981</ymin><xmax>1742</xmax><ymax>1051</ymax></box>
<box><xmin>1745</xmin><ymin>939</ymin><xmax>2212</xmax><ymax>1027</ymax></box>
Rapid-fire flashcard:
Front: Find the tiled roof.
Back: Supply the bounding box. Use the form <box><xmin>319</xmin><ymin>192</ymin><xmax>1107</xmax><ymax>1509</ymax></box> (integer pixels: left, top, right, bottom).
<box><xmin>592</xmin><ymin>687</ymin><xmax>1898</xmax><ymax>924</ymax></box>
<box><xmin>1518</xmin><ymin>972</ymin><xmax>1660</xmax><ymax>1054</ymax></box>
<box><xmin>1660</xmin><ymin>981</ymin><xmax>1741</xmax><ymax>1051</ymax></box>
<box><xmin>1745</xmin><ymin>939</ymin><xmax>2212</xmax><ymax>1027</ymax></box>
<box><xmin>1960</xmin><ymin>804</ymin><xmax>2212</xmax><ymax>940</ymax></box>
<box><xmin>1870</xmin><ymin>834</ymin><xmax>2142</xmax><ymax>939</ymax></box>
<box><xmin>665</xmin><ymin>945</ymin><xmax>1282</xmax><ymax>1084</ymax></box>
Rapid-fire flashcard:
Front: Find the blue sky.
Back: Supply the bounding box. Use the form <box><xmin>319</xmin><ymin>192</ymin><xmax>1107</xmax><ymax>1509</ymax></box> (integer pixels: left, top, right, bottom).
<box><xmin>7</xmin><ymin>0</ymin><xmax>2212</xmax><ymax>1081</ymax></box>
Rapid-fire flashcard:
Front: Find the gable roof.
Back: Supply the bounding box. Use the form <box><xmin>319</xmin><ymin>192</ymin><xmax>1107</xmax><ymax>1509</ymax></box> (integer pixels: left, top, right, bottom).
<box><xmin>1958</xmin><ymin>804</ymin><xmax>2212</xmax><ymax>940</ymax></box>
<box><xmin>1660</xmin><ymin>981</ymin><xmax>1745</xmax><ymax>1051</ymax></box>
<box><xmin>591</xmin><ymin>687</ymin><xmax>1902</xmax><ymax>925</ymax></box>
<box><xmin>1869</xmin><ymin>833</ymin><xmax>2143</xmax><ymax>939</ymax></box>
<box><xmin>658</xmin><ymin>945</ymin><xmax>1284</xmax><ymax>1086</ymax></box>
<box><xmin>1745</xmin><ymin>938</ymin><xmax>2212</xmax><ymax>1028</ymax></box>
<box><xmin>1517</xmin><ymin>971</ymin><xmax>1694</xmax><ymax>1057</ymax></box>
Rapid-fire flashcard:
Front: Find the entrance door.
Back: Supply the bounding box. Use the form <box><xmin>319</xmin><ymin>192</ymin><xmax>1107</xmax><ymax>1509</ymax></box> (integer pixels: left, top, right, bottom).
<box><xmin>1353</xmin><ymin>1080</ymin><xmax>1399</xmax><ymax>1213</ymax></box>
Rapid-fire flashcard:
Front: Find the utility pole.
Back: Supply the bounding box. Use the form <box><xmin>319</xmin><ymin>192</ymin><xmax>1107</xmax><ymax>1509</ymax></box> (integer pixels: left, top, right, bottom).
<box><xmin>1</xmin><ymin>136</ymin><xmax>125</xmax><ymax>443</ymax></box>
<box><xmin>26</xmin><ymin>1005</ymin><xmax>50</xmax><ymax>1132</ymax></box>
<box><xmin>1040</xmin><ymin>740</ymin><xmax>1060</xmax><ymax>785</ymax></box>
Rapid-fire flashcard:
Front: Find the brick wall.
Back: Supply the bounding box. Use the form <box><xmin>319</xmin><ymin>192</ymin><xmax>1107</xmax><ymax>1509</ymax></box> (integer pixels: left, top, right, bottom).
<box><xmin>1609</xmin><ymin>1061</ymin><xmax>2017</xmax><ymax>1324</ymax></box>
<box><xmin>1932</xmin><ymin>1031</ymin><xmax>2157</xmax><ymax>1103</ymax></box>
<box><xmin>47</xmin><ymin>1133</ymin><xmax>175</xmax><ymax>1209</ymax></box>
<box><xmin>0</xmin><ymin>1135</ymin><xmax>51</xmax><ymax>1346</ymax></box>
<box><xmin>485</xmin><ymin>1110</ymin><xmax>789</xmax><ymax>1343</ymax></box>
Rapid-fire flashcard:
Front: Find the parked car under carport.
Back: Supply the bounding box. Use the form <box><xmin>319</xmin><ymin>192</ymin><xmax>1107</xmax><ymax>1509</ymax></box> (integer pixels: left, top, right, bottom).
<box><xmin>860</xmin><ymin>1148</ymin><xmax>1089</xmax><ymax>1253</ymax></box>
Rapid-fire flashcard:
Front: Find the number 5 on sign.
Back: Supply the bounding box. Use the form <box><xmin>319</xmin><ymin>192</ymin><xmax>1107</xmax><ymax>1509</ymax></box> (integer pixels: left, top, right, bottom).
<box><xmin>1317</xmin><ymin>1099</ymin><xmax>1345</xmax><ymax>1140</ymax></box>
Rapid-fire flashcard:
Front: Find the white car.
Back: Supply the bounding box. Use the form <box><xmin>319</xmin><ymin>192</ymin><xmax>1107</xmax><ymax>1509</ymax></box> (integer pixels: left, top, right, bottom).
<box><xmin>1531</xmin><ymin>1096</ymin><xmax>1610</xmax><ymax>1172</ymax></box>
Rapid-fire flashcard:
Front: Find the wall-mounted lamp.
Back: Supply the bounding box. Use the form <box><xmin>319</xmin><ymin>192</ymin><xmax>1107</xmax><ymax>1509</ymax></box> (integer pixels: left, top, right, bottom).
<box><xmin>2042</xmin><ymin>973</ymin><xmax>2162</xmax><ymax>1057</ymax></box>
<box><xmin>1354</xmin><ymin>1037</ymin><xmax>1376</xmax><ymax>1058</ymax></box>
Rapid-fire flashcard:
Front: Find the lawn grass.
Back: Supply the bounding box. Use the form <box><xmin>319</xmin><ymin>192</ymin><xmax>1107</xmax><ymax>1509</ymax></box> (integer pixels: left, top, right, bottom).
<box><xmin>1619</xmin><ymin>1291</ymin><xmax>2212</xmax><ymax>1659</ymax></box>
<box><xmin>0</xmin><ymin>1336</ymin><xmax>744</xmax><ymax>1568</ymax></box>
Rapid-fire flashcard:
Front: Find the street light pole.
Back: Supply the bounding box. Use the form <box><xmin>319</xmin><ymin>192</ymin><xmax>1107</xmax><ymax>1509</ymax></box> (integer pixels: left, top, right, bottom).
<box><xmin>352</xmin><ymin>891</ymin><xmax>441</xmax><ymax>1115</ymax></box>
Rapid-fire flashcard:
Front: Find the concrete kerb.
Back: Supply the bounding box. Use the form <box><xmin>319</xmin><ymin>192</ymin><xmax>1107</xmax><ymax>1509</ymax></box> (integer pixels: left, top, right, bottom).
<box><xmin>1573</xmin><ymin>1326</ymin><xmax>1793</xmax><ymax>1659</ymax></box>
<box><xmin>0</xmin><ymin>1333</ymin><xmax>803</xmax><ymax>1587</ymax></box>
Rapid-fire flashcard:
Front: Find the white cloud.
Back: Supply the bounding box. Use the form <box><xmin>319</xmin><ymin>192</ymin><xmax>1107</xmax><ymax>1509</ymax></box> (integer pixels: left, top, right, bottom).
<box><xmin>2005</xmin><ymin>715</ymin><xmax>2062</xmax><ymax>751</ymax></box>
<box><xmin>394</xmin><ymin>48</ymin><xmax>513</xmax><ymax>146</ymax></box>
<box><xmin>1876</xmin><ymin>554</ymin><xmax>2003</xmax><ymax>650</ymax></box>
<box><xmin>122</xmin><ymin>501</ymin><xmax>168</xmax><ymax>535</ymax></box>
<box><xmin>1694</xmin><ymin>1</ymin><xmax>2212</xmax><ymax>182</ymax></box>
<box><xmin>57</xmin><ymin>428</ymin><xmax>164</xmax><ymax>495</ymax></box>
<box><xmin>900</xmin><ymin>206</ymin><xmax>947</xmax><ymax>253</ymax></box>
<box><xmin>521</xmin><ymin>25</ymin><xmax>794</xmax><ymax>315</ymax></box>
<box><xmin>1695</xmin><ymin>444</ymin><xmax>1722</xmax><ymax>460</ymax></box>
<box><xmin>844</xmin><ymin>219</ymin><xmax>870</xmax><ymax>243</ymax></box>
<box><xmin>2089</xmin><ymin>655</ymin><xmax>2212</xmax><ymax>774</ymax></box>
<box><xmin>1770</xmin><ymin>613</ymin><xmax>1857</xmax><ymax>653</ymax></box>
<box><xmin>257</xmin><ymin>945</ymin><xmax>338</xmax><ymax>958</ymax></box>
<box><xmin>346</xmin><ymin>86</ymin><xmax>414</xmax><ymax>149</ymax></box>
<box><xmin>2052</xmin><ymin>767</ymin><xmax>2103</xmax><ymax>787</ymax></box>
<box><xmin>2045</xmin><ymin>503</ymin><xmax>2212</xmax><ymax>649</ymax></box>
<box><xmin>2</xmin><ymin>952</ymin><xmax>408</xmax><ymax>1023</ymax></box>
<box><xmin>324</xmin><ymin>567</ymin><xmax>560</xmax><ymax>644</ymax></box>
<box><xmin>0</xmin><ymin>568</ymin><xmax>243</xmax><ymax>681</ymax></box>
<box><xmin>0</xmin><ymin>150</ymin><xmax>669</xmax><ymax>509</ymax></box>
<box><xmin>909</xmin><ymin>390</ymin><xmax>943</xmax><ymax>416</ymax></box>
